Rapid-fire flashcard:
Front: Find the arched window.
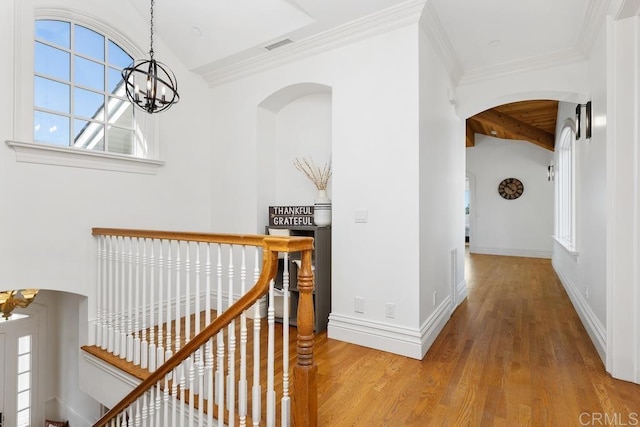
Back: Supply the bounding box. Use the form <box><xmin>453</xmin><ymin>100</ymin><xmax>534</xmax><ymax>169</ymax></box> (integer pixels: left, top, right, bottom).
<box><xmin>555</xmin><ymin>125</ymin><xmax>576</xmax><ymax>249</ymax></box>
<box><xmin>33</xmin><ymin>19</ymin><xmax>139</xmax><ymax>155</ymax></box>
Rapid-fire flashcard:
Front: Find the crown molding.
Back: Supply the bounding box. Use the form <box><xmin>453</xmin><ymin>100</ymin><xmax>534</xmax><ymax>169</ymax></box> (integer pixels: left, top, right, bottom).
<box><xmin>418</xmin><ymin>1</ymin><xmax>464</xmax><ymax>84</ymax></box>
<box><xmin>576</xmin><ymin>0</ymin><xmax>611</xmax><ymax>56</ymax></box>
<box><xmin>202</xmin><ymin>0</ymin><xmax>427</xmax><ymax>87</ymax></box>
<box><xmin>457</xmin><ymin>48</ymin><xmax>587</xmax><ymax>86</ymax></box>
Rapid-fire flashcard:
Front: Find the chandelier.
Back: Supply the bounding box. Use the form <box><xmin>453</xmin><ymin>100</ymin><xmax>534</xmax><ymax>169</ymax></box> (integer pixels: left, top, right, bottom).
<box><xmin>0</xmin><ymin>289</ymin><xmax>39</xmax><ymax>320</ymax></box>
<box><xmin>122</xmin><ymin>0</ymin><xmax>179</xmax><ymax>113</ymax></box>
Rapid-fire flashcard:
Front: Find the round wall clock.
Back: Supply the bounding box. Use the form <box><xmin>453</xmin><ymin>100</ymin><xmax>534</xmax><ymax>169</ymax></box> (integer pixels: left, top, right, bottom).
<box><xmin>498</xmin><ymin>178</ymin><xmax>524</xmax><ymax>200</ymax></box>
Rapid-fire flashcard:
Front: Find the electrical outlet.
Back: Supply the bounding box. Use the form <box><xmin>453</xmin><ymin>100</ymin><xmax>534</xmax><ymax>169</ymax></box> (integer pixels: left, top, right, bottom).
<box><xmin>385</xmin><ymin>303</ymin><xmax>396</xmax><ymax>319</ymax></box>
<box><xmin>585</xmin><ymin>285</ymin><xmax>589</xmax><ymax>299</ymax></box>
<box><xmin>433</xmin><ymin>291</ymin><xmax>437</xmax><ymax>307</ymax></box>
<box><xmin>355</xmin><ymin>297</ymin><xmax>365</xmax><ymax>313</ymax></box>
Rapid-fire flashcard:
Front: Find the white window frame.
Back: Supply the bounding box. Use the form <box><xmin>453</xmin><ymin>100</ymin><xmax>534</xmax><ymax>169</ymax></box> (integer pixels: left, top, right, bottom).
<box><xmin>554</xmin><ymin>123</ymin><xmax>578</xmax><ymax>255</ymax></box>
<box><xmin>8</xmin><ymin>4</ymin><xmax>163</xmax><ymax>174</ymax></box>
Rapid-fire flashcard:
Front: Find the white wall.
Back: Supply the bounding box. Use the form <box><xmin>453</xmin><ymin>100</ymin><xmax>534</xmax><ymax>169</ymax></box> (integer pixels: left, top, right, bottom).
<box><xmin>273</xmin><ymin>93</ymin><xmax>333</xmax><ymax>206</ymax></box>
<box><xmin>1</xmin><ymin>0</ymin><xmax>214</xmax><ymax>419</ymax></box>
<box><xmin>418</xmin><ymin>24</ymin><xmax>465</xmax><ymax>351</ymax></box>
<box><xmin>466</xmin><ymin>136</ymin><xmax>554</xmax><ymax>258</ymax></box>
<box><xmin>209</xmin><ymin>24</ymin><xmax>429</xmax><ymax>357</ymax></box>
<box><xmin>604</xmin><ymin>10</ymin><xmax>640</xmax><ymax>383</ymax></box>
<box><xmin>2</xmin><ymin>0</ymin><xmax>212</xmax><ymax>305</ymax></box>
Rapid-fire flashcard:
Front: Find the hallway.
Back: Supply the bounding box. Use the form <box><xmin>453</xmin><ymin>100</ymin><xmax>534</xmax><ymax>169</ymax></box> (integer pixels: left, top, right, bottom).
<box><xmin>316</xmin><ymin>253</ymin><xmax>640</xmax><ymax>426</ymax></box>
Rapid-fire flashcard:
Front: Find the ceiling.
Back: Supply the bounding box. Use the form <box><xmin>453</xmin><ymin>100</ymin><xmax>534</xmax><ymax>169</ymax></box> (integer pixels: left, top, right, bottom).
<box><xmin>129</xmin><ymin>0</ymin><xmax>603</xmax><ymax>147</ymax></box>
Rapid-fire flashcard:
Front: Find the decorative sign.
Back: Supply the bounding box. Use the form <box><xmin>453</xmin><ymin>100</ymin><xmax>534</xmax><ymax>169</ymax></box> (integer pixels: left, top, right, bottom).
<box><xmin>269</xmin><ymin>206</ymin><xmax>314</xmax><ymax>226</ymax></box>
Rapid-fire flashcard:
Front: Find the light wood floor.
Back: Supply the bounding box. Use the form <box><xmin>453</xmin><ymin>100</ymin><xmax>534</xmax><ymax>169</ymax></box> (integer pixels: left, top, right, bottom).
<box><xmin>315</xmin><ymin>253</ymin><xmax>640</xmax><ymax>426</ymax></box>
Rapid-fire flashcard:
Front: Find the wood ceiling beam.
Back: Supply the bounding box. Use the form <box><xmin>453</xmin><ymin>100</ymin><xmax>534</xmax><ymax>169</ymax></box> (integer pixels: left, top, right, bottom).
<box><xmin>466</xmin><ymin>120</ymin><xmax>475</xmax><ymax>147</ymax></box>
<box><xmin>473</xmin><ymin>109</ymin><xmax>555</xmax><ymax>151</ymax></box>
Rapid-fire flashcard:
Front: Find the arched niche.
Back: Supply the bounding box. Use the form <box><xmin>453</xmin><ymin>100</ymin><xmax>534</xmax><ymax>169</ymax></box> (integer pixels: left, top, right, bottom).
<box><xmin>256</xmin><ymin>83</ymin><xmax>333</xmax><ymax>231</ymax></box>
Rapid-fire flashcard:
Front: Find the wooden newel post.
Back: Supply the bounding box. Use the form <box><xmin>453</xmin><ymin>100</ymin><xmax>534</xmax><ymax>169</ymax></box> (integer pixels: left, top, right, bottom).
<box><xmin>292</xmin><ymin>248</ymin><xmax>318</xmax><ymax>426</ymax></box>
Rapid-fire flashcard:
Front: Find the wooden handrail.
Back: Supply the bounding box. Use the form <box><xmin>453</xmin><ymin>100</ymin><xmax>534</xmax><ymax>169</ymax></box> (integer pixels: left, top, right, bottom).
<box><xmin>91</xmin><ymin>228</ymin><xmax>316</xmax><ymax>426</ymax></box>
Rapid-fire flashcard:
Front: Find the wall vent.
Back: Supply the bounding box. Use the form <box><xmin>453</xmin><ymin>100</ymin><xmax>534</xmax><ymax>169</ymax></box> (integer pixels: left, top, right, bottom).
<box><xmin>264</xmin><ymin>38</ymin><xmax>293</xmax><ymax>51</ymax></box>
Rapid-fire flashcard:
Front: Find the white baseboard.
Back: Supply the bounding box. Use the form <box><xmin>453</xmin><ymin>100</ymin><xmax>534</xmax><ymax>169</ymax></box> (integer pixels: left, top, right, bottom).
<box><xmin>552</xmin><ymin>260</ymin><xmax>606</xmax><ymax>361</ymax></box>
<box><xmin>470</xmin><ymin>245</ymin><xmax>552</xmax><ymax>259</ymax></box>
<box><xmin>456</xmin><ymin>279</ymin><xmax>468</xmax><ymax>308</ymax></box>
<box><xmin>327</xmin><ymin>297</ymin><xmax>451</xmax><ymax>360</ymax></box>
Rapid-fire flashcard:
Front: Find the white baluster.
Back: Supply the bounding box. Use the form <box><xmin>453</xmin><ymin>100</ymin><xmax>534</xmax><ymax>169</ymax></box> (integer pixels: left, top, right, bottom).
<box><xmin>267</xmin><ymin>278</ymin><xmax>276</xmax><ymax>427</ymax></box>
<box><xmin>206</xmin><ymin>337</ymin><xmax>214</xmax><ymax>426</ymax></box>
<box><xmin>141</xmin><ymin>238</ymin><xmax>149</xmax><ymax>370</ymax></box>
<box><xmin>113</xmin><ymin>235</ymin><xmax>121</xmax><ymax>357</ymax></box>
<box><xmin>205</xmin><ymin>244</ymin><xmax>213</xmax><ymax>426</ymax></box>
<box><xmin>239</xmin><ymin>246</ymin><xmax>248</xmax><ymax>427</ymax></box>
<box><xmin>148</xmin><ymin>387</ymin><xmax>155</xmax><ymax>426</ymax></box>
<box><xmin>175</xmin><ymin>242</ymin><xmax>182</xmax><ymax>354</ymax></box>
<box><xmin>119</xmin><ymin>236</ymin><xmax>127</xmax><ymax>359</ymax></box>
<box><xmin>198</xmin><ymin>343</ymin><xmax>205</xmax><ymax>427</ymax></box>
<box><xmin>127</xmin><ymin>237</ymin><xmax>134</xmax><ymax>362</ymax></box>
<box><xmin>166</xmin><ymin>241</ymin><xmax>173</xmax><ymax>363</ymax></box>
<box><xmin>163</xmin><ymin>374</ymin><xmax>170</xmax><ymax>427</ymax></box>
<box><xmin>95</xmin><ymin>235</ymin><xmax>103</xmax><ymax>347</ymax></box>
<box><xmin>134</xmin><ymin>399</ymin><xmax>141</xmax><ymax>427</ymax></box>
<box><xmin>215</xmin><ymin>244</ymin><xmax>224</xmax><ymax>416</ymax></box>
<box><xmin>155</xmin><ymin>382</ymin><xmax>162</xmax><ymax>427</ymax></box>
<box><xmin>157</xmin><ymin>239</ymin><xmax>165</xmax><ymax>367</ymax></box>
<box><xmin>281</xmin><ymin>253</ymin><xmax>290</xmax><ymax>427</ymax></box>
<box><xmin>142</xmin><ymin>392</ymin><xmax>148</xmax><ymax>427</ymax></box>
<box><xmin>149</xmin><ymin>240</ymin><xmax>157</xmax><ymax>372</ymax></box>
<box><xmin>179</xmin><ymin>367</ymin><xmax>186</xmax><ymax>427</ymax></box>
<box><xmin>134</xmin><ymin>237</ymin><xmax>141</xmax><ymax>367</ymax></box>
<box><xmin>185</xmin><ymin>242</ymin><xmax>191</xmax><ymax>346</ymax></box>
<box><xmin>171</xmin><ymin>367</ymin><xmax>178</xmax><ymax>427</ymax></box>
<box><xmin>227</xmin><ymin>246</ymin><xmax>236</xmax><ymax>427</ymax></box>
<box><xmin>195</xmin><ymin>243</ymin><xmax>201</xmax><ymax>336</ymax></box>
<box><xmin>108</xmin><ymin>235</ymin><xmax>115</xmax><ymax>354</ymax></box>
<box><xmin>252</xmin><ymin>248</ymin><xmax>262</xmax><ymax>427</ymax></box>
<box><xmin>189</xmin><ymin>360</ymin><xmax>195</xmax><ymax>427</ymax></box>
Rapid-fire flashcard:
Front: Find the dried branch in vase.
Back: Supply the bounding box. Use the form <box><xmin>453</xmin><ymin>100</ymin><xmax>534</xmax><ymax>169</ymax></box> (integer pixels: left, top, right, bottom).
<box><xmin>293</xmin><ymin>157</ymin><xmax>332</xmax><ymax>190</ymax></box>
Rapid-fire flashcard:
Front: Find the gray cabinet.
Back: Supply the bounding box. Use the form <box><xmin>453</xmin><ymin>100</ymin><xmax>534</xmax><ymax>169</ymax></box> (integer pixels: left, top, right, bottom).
<box><xmin>266</xmin><ymin>225</ymin><xmax>331</xmax><ymax>332</ymax></box>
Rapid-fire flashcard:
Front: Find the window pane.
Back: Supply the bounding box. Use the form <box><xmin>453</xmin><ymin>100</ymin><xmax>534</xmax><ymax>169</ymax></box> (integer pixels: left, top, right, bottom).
<box><xmin>35</xmin><ymin>42</ymin><xmax>70</xmax><ymax>80</ymax></box>
<box><xmin>17</xmin><ymin>408</ymin><xmax>30</xmax><ymax>427</ymax></box>
<box><xmin>108</xmin><ymin>40</ymin><xmax>133</xmax><ymax>69</ymax></box>
<box><xmin>75</xmin><ymin>87</ymin><xmax>105</xmax><ymax>120</ymax></box>
<box><xmin>75</xmin><ymin>56</ymin><xmax>104</xmax><ymax>91</ymax></box>
<box><xmin>18</xmin><ymin>354</ymin><xmax>31</xmax><ymax>374</ymax></box>
<box><xmin>18</xmin><ymin>390</ymin><xmax>30</xmax><ymax>410</ymax></box>
<box><xmin>18</xmin><ymin>372</ymin><xmax>30</xmax><ymax>392</ymax></box>
<box><xmin>74</xmin><ymin>120</ymin><xmax>105</xmax><ymax>151</ymax></box>
<box><xmin>108</xmin><ymin>126</ymin><xmax>133</xmax><ymax>155</ymax></box>
<box><xmin>108</xmin><ymin>67</ymin><xmax>126</xmax><ymax>95</ymax></box>
<box><xmin>107</xmin><ymin>97</ymin><xmax>133</xmax><ymax>127</ymax></box>
<box><xmin>18</xmin><ymin>335</ymin><xmax>31</xmax><ymax>354</ymax></box>
<box><xmin>34</xmin><ymin>76</ymin><xmax>70</xmax><ymax>113</ymax></box>
<box><xmin>75</xmin><ymin>25</ymin><xmax>104</xmax><ymax>61</ymax></box>
<box><xmin>34</xmin><ymin>111</ymin><xmax>70</xmax><ymax>146</ymax></box>
<box><xmin>35</xmin><ymin>20</ymin><xmax>70</xmax><ymax>48</ymax></box>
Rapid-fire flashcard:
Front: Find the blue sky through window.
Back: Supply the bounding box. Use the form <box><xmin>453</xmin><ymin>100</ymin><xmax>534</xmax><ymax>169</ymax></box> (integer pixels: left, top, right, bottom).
<box><xmin>34</xmin><ymin>19</ymin><xmax>135</xmax><ymax>154</ymax></box>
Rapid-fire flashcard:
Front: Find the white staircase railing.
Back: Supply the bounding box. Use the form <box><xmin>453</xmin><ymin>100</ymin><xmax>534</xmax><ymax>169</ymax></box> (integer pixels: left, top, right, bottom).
<box><xmin>86</xmin><ymin>228</ymin><xmax>318</xmax><ymax>427</ymax></box>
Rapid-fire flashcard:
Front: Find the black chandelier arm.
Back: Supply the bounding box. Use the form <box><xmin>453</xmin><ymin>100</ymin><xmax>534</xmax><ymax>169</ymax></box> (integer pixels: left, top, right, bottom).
<box><xmin>121</xmin><ymin>0</ymin><xmax>179</xmax><ymax>114</ymax></box>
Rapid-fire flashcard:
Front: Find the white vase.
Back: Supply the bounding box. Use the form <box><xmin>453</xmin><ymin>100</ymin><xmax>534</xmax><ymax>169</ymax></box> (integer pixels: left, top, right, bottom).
<box><xmin>314</xmin><ymin>189</ymin><xmax>332</xmax><ymax>227</ymax></box>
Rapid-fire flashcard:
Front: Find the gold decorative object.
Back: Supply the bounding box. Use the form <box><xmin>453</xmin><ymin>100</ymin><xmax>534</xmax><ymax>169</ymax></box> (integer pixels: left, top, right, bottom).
<box><xmin>0</xmin><ymin>289</ymin><xmax>39</xmax><ymax>320</ymax></box>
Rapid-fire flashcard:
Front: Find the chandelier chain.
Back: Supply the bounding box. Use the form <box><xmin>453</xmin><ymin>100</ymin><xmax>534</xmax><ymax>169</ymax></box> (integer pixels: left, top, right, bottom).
<box><xmin>149</xmin><ymin>0</ymin><xmax>155</xmax><ymax>58</ymax></box>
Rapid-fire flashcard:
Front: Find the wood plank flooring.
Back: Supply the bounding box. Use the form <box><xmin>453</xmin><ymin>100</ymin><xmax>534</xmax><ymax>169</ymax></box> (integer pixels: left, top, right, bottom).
<box><xmin>316</xmin><ymin>253</ymin><xmax>640</xmax><ymax>426</ymax></box>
